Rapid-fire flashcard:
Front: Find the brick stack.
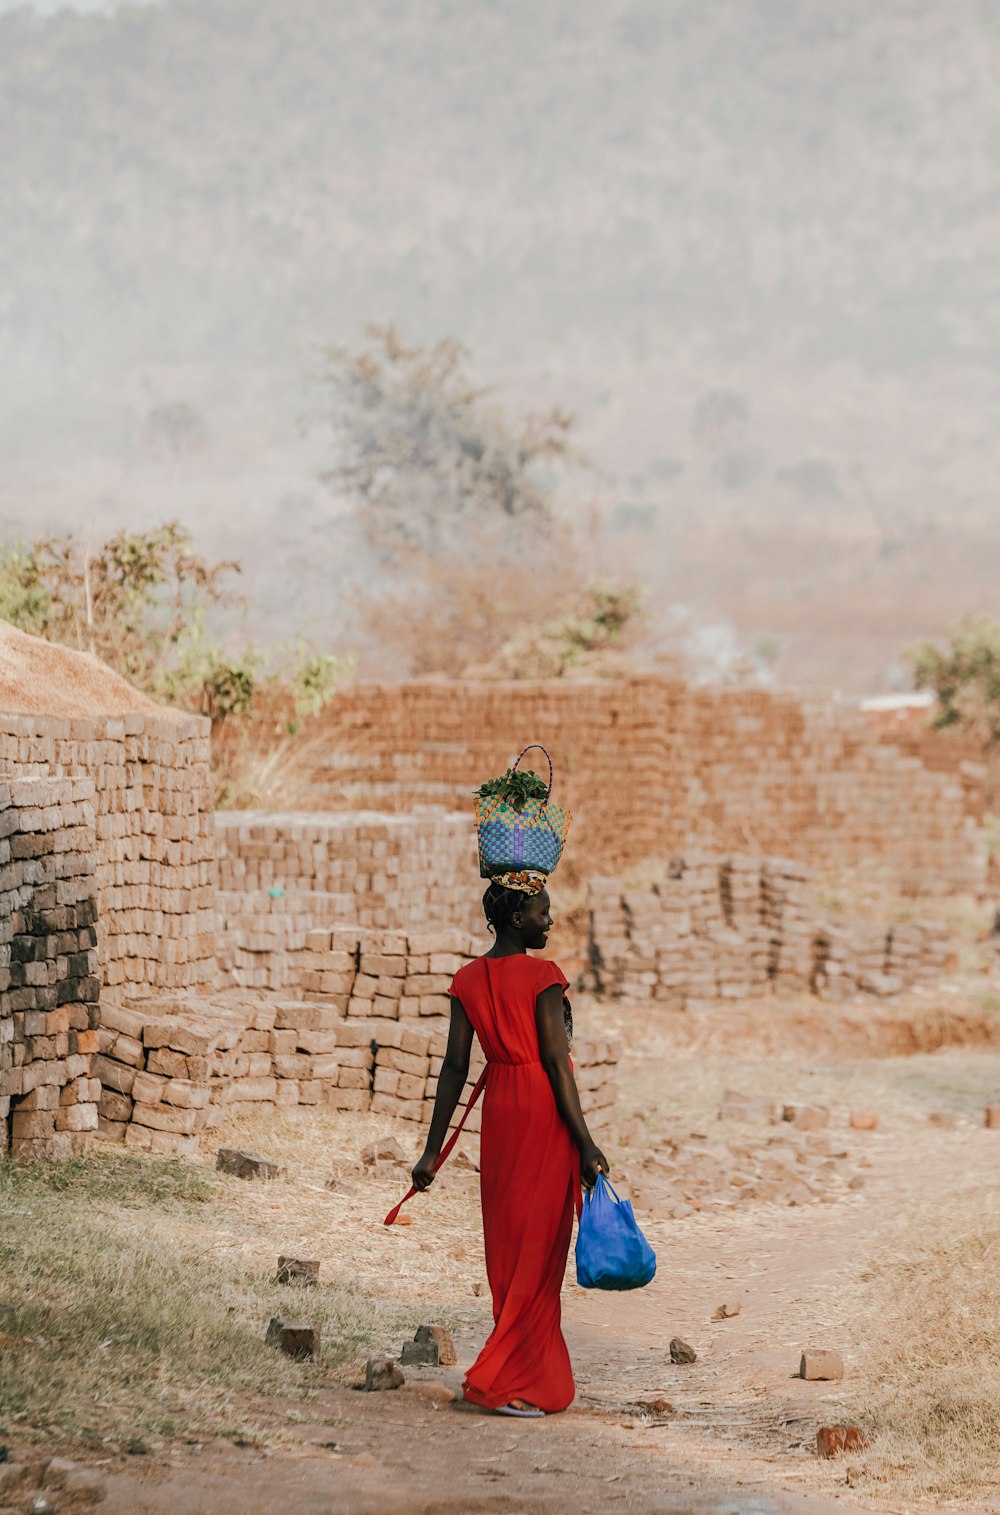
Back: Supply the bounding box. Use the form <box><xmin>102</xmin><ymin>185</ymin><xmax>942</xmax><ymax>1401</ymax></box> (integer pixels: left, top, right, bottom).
<box><xmin>290</xmin><ymin>677</ymin><xmax>984</xmax><ymax>894</ymax></box>
<box><xmin>588</xmin><ymin>856</ymin><xmax>953</xmax><ymax>1007</ymax></box>
<box><xmin>0</xmin><ymin>713</ymin><xmax>216</xmax><ymax>996</ymax></box>
<box><xmin>93</xmin><ymin>930</ymin><xmax>621</xmax><ymax>1154</ymax></box>
<box><xmin>0</xmin><ymin>775</ymin><xmax>101</xmax><ymax>1157</ymax></box>
<box><xmin>215</xmin><ymin>811</ymin><xmax>480</xmax><ymax>934</ymax></box>
<box><xmin>886</xmin><ymin>921</ymin><xmax>951</xmax><ymax>985</ymax></box>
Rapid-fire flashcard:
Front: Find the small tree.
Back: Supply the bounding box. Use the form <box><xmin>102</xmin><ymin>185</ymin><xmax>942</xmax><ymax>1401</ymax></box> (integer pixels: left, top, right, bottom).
<box><xmin>912</xmin><ymin>615</ymin><xmax>1000</xmax><ymax>749</ymax></box>
<box><xmin>320</xmin><ymin>325</ymin><xmax>575</xmax><ymax>555</ymax></box>
<box><xmin>0</xmin><ymin>523</ymin><xmax>241</xmax><ymax>695</ymax></box>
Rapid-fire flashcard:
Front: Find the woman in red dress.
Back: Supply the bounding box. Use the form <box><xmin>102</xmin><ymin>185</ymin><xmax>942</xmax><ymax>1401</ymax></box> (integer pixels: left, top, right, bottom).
<box><xmin>411</xmin><ymin>882</ymin><xmax>609</xmax><ymax>1417</ymax></box>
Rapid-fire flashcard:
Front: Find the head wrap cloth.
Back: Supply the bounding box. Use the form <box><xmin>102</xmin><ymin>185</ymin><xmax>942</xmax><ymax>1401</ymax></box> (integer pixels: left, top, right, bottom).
<box><xmin>475</xmin><ymin>746</ymin><xmax>571</xmax><ymax>896</ymax></box>
<box><xmin>490</xmin><ymin>869</ymin><xmax>548</xmax><ymax>896</ymax></box>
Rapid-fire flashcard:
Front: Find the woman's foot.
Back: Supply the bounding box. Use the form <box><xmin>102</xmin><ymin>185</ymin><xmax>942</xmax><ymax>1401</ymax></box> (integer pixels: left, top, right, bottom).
<box><xmin>496</xmin><ymin>1399</ymin><xmax>544</xmax><ymax>1418</ymax></box>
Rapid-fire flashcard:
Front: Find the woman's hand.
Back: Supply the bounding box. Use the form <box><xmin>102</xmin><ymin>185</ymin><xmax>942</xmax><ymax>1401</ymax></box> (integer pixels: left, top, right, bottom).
<box><xmin>580</xmin><ymin>1142</ymin><xmax>609</xmax><ymax>1189</ymax></box>
<box><xmin>411</xmin><ymin>1149</ymin><xmax>439</xmax><ymax>1192</ymax></box>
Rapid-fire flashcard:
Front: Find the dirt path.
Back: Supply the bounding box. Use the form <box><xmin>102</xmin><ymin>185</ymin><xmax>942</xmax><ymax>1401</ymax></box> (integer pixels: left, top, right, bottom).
<box><xmin>84</xmin><ymin>1107</ymin><xmax>1000</xmax><ymax>1515</ymax></box>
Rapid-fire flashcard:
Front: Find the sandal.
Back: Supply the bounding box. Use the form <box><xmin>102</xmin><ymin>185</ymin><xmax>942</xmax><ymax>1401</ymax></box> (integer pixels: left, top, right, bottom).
<box><xmin>495</xmin><ymin>1402</ymin><xmax>544</xmax><ymax>1418</ymax></box>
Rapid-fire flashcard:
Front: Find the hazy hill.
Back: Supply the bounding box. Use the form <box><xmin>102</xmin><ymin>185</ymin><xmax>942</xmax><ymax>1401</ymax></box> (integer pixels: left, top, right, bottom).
<box><xmin>2</xmin><ymin>0</ymin><xmax>1000</xmax><ymax>689</ymax></box>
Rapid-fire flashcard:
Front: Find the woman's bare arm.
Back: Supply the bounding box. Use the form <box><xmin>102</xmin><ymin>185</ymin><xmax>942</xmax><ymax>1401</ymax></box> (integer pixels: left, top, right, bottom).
<box><xmin>411</xmin><ymin>996</ymin><xmax>474</xmax><ymax>1190</ymax></box>
<box><xmin>536</xmin><ymin>983</ymin><xmax>609</xmax><ymax>1187</ymax></box>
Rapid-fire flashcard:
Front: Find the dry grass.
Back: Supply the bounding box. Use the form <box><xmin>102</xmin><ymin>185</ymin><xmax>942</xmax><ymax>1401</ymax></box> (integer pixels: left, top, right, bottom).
<box><xmin>0</xmin><ymin>1147</ymin><xmax>419</xmax><ymax>1450</ymax></box>
<box><xmin>850</xmin><ymin>1188</ymin><xmax>1000</xmax><ymax>1504</ymax></box>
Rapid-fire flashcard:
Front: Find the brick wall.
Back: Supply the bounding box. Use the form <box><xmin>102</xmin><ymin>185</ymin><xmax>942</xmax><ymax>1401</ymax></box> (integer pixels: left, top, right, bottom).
<box><xmin>0</xmin><ymin>713</ymin><xmax>216</xmax><ymax>995</ymax></box>
<box><xmin>296</xmin><ymin>678</ymin><xmax>985</xmax><ymax>894</ymax></box>
<box><xmin>0</xmin><ymin>776</ymin><xmax>102</xmax><ymax>1157</ymax></box>
<box><xmin>215</xmin><ymin>810</ymin><xmax>480</xmax><ymax>937</ymax></box>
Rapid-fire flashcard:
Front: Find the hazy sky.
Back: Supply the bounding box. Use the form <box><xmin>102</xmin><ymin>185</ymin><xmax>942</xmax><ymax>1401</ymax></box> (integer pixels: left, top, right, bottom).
<box><xmin>0</xmin><ymin>0</ymin><xmax>159</xmax><ymax>12</ymax></box>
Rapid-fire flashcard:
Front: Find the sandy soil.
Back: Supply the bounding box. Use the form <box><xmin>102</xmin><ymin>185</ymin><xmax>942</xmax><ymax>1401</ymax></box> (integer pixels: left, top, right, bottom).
<box><xmin>0</xmin><ymin>620</ymin><xmax>182</xmax><ymax>721</ymax></box>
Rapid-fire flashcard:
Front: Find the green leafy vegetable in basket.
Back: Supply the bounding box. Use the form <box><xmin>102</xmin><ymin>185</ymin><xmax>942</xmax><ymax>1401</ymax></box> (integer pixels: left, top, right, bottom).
<box><xmin>475</xmin><ymin>767</ymin><xmax>549</xmax><ymax>812</ymax></box>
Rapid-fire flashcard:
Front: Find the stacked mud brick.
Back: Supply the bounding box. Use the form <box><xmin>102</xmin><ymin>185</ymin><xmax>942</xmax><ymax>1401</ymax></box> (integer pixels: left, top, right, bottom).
<box><xmin>295</xmin><ymin>677</ymin><xmax>984</xmax><ymax>894</ymax></box>
<box><xmin>215</xmin><ymin>811</ymin><xmax>480</xmax><ymax>931</ymax></box>
<box><xmin>0</xmin><ymin>713</ymin><xmax>216</xmax><ymax>996</ymax></box>
<box><xmin>587</xmin><ymin>854</ymin><xmax>953</xmax><ymax>1008</ymax></box>
<box><xmin>93</xmin><ymin>928</ymin><xmax>620</xmax><ymax>1154</ymax></box>
<box><xmin>0</xmin><ymin>775</ymin><xmax>101</xmax><ymax>1157</ymax></box>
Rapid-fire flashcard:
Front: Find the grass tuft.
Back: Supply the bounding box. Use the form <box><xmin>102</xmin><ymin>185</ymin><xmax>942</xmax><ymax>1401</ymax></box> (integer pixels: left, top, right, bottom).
<box><xmin>852</xmin><ymin>1188</ymin><xmax>1000</xmax><ymax>1501</ymax></box>
<box><xmin>0</xmin><ymin>1147</ymin><xmax>414</xmax><ymax>1447</ymax></box>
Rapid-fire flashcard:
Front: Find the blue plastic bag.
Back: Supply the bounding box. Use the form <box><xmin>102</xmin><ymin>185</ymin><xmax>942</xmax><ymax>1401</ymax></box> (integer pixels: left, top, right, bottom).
<box><xmin>575</xmin><ymin>1173</ymin><xmax>657</xmax><ymax>1291</ymax></box>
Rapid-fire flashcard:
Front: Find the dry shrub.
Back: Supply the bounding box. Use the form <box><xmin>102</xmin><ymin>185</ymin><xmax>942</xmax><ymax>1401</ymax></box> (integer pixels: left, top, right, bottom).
<box><xmin>210</xmin><ymin>709</ymin><xmax>331</xmax><ymax>810</ymax></box>
<box><xmin>852</xmin><ymin>1188</ymin><xmax>1000</xmax><ymax>1502</ymax></box>
<box><xmin>352</xmin><ymin>527</ymin><xmax>577</xmax><ymax>678</ymax></box>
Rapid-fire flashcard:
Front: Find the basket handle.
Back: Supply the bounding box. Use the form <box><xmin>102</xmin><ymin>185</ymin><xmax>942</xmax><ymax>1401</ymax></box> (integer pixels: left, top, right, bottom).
<box><xmin>512</xmin><ymin>744</ymin><xmax>554</xmax><ymax>804</ymax></box>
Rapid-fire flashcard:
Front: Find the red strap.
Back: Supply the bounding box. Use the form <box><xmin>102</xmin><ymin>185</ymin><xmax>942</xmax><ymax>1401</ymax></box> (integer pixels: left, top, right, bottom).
<box><xmin>384</xmin><ymin>1067</ymin><xmax>489</xmax><ymax>1226</ymax></box>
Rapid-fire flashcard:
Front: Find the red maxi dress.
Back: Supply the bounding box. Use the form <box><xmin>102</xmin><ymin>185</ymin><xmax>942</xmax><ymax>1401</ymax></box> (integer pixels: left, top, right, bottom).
<box><xmin>449</xmin><ymin>953</ymin><xmax>580</xmax><ymax>1414</ymax></box>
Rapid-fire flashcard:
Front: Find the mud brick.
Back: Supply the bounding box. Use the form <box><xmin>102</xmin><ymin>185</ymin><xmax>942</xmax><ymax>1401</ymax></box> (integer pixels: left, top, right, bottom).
<box><xmin>375</xmin><ymin>975</ymin><xmax>404</xmax><ymax>1000</ymax></box>
<box><xmin>370</xmin><ymin>995</ymin><xmax>400</xmax><ymax>1019</ymax></box>
<box><xmin>273</xmin><ymin>1002</ymin><xmax>341</xmax><ymax>1033</ymax></box>
<box><xmin>11</xmin><ymin>1108</ymin><xmax>57</xmax><ymax>1139</ymax></box>
<box><xmin>266</xmin><ymin>1314</ymin><xmax>319</xmax><ymax>1360</ymax></box>
<box><xmin>268</xmin><ymin>1030</ymin><xmax>297</xmax><ymax>1056</ymax></box>
<box><xmin>69</xmin><ymin>1028</ymin><xmax>99</xmax><ymax>1055</ymax></box>
<box><xmin>298</xmin><ymin>1080</ymin><xmax>322</xmax><ymax>1104</ymax></box>
<box><xmin>295</xmin><ymin>1029</ymin><xmax>338</xmax><ymax>1054</ymax></box>
<box><xmin>130</xmin><ymin>1101</ymin><xmax>200</xmax><ymax>1135</ymax></box>
<box><xmin>403</xmin><ymin>974</ymin><xmax>452</xmax><ymax>996</ymax></box>
<box><xmin>274</xmin><ymin>1079</ymin><xmax>299</xmax><ymax>1105</ymax></box>
<box><xmin>99</xmin><ymin>1088</ymin><xmax>133</xmax><ymax>1122</ymax></box>
<box><xmin>360</xmin><ymin>954</ymin><xmax>406</xmax><ymax>978</ymax></box>
<box><xmin>428</xmin><ymin>953</ymin><xmax>464</xmax><ymax>976</ymax></box>
<box><xmin>275</xmin><ymin>1256</ymin><xmax>320</xmax><ymax>1287</ymax></box>
<box><xmin>161</xmin><ymin>1080</ymin><xmax>212</xmax><ymax>1110</ymax></box>
<box><xmin>41</xmin><ymin>1006</ymin><xmax>71</xmax><ymax>1036</ymax></box>
<box><xmin>401</xmin><ymin>1338</ymin><xmax>439</xmax><ymax>1367</ymax></box>
<box><xmin>337</xmin><ymin>1066</ymin><xmax>370</xmax><ymax>1089</ymax></box>
<box><xmin>351</xmin><ymin>975</ymin><xmax>378</xmax><ymax>1001</ymax></box>
<box><xmin>93</xmin><ymin>1054</ymin><xmax>136</xmax><ymax>1094</ymax></box>
<box><xmin>800</xmin><ymin>1350</ymin><xmax>845</xmax><ymax>1381</ymax></box>
<box><xmin>395</xmin><ymin>1072</ymin><xmax>427</xmax><ymax>1101</ymax></box>
<box><xmin>142</xmin><ymin>1019</ymin><xmax>214</xmax><ymax>1056</ymax></box>
<box><xmin>373</xmin><ymin>1067</ymin><xmax>400</xmax><ymax>1096</ymax></box>
<box><xmin>816</xmin><ymin>1426</ymin><xmax>867</xmax><ymax>1457</ymax></box>
<box><xmin>17</xmin><ymin>1082</ymin><xmax>58</xmax><ymax>1112</ymax></box>
<box><xmin>307</xmin><ymin>1054</ymin><xmax>341</xmax><ymax>1079</ymax></box>
<box><xmin>110</xmin><ymin>1033</ymin><xmax>146</xmax><ymax>1068</ymax></box>
<box><xmin>131</xmin><ymin>1070</ymin><xmax>168</xmax><ymax>1105</ymax></box>
<box><xmin>379</xmin><ymin>1046</ymin><xmax>430</xmax><ymax>1077</ymax></box>
<box><xmin>418</xmin><ymin>995</ymin><xmax>450</xmax><ymax>1017</ymax></box>
<box><xmin>273</xmin><ymin>1053</ymin><xmax>314</xmax><ymax>1079</ymax></box>
<box><xmin>55</xmin><ymin>1103</ymin><xmax>99</xmax><ymax>1133</ymax></box>
<box><xmin>21</xmin><ymin>1058</ymin><xmax>66</xmax><ymax>1092</ymax></box>
<box><xmin>217</xmin><ymin>1147</ymin><xmax>282</xmax><ymax>1180</ymax></box>
<box><xmin>97</xmin><ymin>1113</ymin><xmax>128</xmax><ymax>1144</ymax></box>
<box><xmin>332</xmin><ymin>1045</ymin><xmax>374</xmax><ymax>1069</ymax></box>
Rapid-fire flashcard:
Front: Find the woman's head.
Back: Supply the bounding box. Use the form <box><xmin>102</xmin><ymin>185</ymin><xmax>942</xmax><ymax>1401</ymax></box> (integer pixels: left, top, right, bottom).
<box><xmin>482</xmin><ymin>882</ymin><xmax>553</xmax><ymax>950</ymax></box>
